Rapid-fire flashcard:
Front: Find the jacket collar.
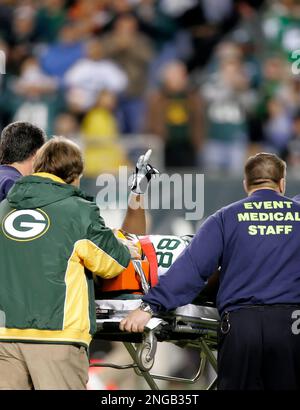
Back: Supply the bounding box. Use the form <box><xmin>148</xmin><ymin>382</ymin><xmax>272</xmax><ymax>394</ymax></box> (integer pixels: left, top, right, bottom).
<box><xmin>32</xmin><ymin>173</ymin><xmax>66</xmax><ymax>184</ymax></box>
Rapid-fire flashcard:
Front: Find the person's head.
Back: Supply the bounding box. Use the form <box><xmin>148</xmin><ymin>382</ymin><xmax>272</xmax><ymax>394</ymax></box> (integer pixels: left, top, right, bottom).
<box><xmin>262</xmin><ymin>56</ymin><xmax>286</xmax><ymax>82</ymax></box>
<box><xmin>160</xmin><ymin>61</ymin><xmax>188</xmax><ymax>93</ymax></box>
<box><xmin>113</xmin><ymin>14</ymin><xmax>138</xmax><ymax>36</ymax></box>
<box><xmin>14</xmin><ymin>57</ymin><xmax>57</xmax><ymax>97</ymax></box>
<box><xmin>0</xmin><ymin>122</ymin><xmax>46</xmax><ymax>175</ymax></box>
<box><xmin>96</xmin><ymin>89</ymin><xmax>117</xmax><ymax>111</ymax></box>
<box><xmin>216</xmin><ymin>41</ymin><xmax>243</xmax><ymax>63</ymax></box>
<box><xmin>54</xmin><ymin>113</ymin><xmax>79</xmax><ymax>138</ymax></box>
<box><xmin>13</xmin><ymin>6</ymin><xmax>35</xmax><ymax>38</ymax></box>
<box><xmin>33</xmin><ymin>136</ymin><xmax>84</xmax><ymax>187</ymax></box>
<box><xmin>58</xmin><ymin>22</ymin><xmax>80</xmax><ymax>44</ymax></box>
<box><xmin>243</xmin><ymin>153</ymin><xmax>287</xmax><ymax>195</ymax></box>
<box><xmin>86</xmin><ymin>38</ymin><xmax>104</xmax><ymax>61</ymax></box>
<box><xmin>267</xmin><ymin>97</ymin><xmax>286</xmax><ymax>118</ymax></box>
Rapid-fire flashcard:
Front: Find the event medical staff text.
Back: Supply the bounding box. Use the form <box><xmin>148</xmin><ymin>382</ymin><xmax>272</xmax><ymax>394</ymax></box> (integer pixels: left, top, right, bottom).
<box><xmin>237</xmin><ymin>200</ymin><xmax>300</xmax><ymax>235</ymax></box>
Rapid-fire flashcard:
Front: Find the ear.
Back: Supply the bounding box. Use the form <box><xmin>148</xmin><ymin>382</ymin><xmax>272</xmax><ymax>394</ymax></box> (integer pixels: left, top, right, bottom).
<box><xmin>71</xmin><ymin>177</ymin><xmax>80</xmax><ymax>188</ymax></box>
<box><xmin>26</xmin><ymin>154</ymin><xmax>36</xmax><ymax>175</ymax></box>
<box><xmin>279</xmin><ymin>178</ymin><xmax>286</xmax><ymax>194</ymax></box>
<box><xmin>243</xmin><ymin>179</ymin><xmax>248</xmax><ymax>195</ymax></box>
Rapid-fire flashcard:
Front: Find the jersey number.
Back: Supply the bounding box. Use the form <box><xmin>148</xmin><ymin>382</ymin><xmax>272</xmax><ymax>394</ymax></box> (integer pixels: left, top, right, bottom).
<box><xmin>156</xmin><ymin>238</ymin><xmax>181</xmax><ymax>268</ymax></box>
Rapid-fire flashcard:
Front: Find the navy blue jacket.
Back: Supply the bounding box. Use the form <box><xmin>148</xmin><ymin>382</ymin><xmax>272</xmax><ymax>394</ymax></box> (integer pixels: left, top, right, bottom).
<box><xmin>0</xmin><ymin>165</ymin><xmax>22</xmax><ymax>202</ymax></box>
<box><xmin>143</xmin><ymin>189</ymin><xmax>300</xmax><ymax>315</ymax></box>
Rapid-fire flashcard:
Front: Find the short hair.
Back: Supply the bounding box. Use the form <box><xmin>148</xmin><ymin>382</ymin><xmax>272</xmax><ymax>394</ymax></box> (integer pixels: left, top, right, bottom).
<box><xmin>33</xmin><ymin>137</ymin><xmax>84</xmax><ymax>184</ymax></box>
<box><xmin>244</xmin><ymin>153</ymin><xmax>286</xmax><ymax>189</ymax></box>
<box><xmin>0</xmin><ymin>121</ymin><xmax>46</xmax><ymax>164</ymax></box>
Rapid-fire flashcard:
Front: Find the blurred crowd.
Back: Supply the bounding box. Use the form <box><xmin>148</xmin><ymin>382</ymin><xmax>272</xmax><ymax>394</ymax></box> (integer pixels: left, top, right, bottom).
<box><xmin>1</xmin><ymin>0</ymin><xmax>300</xmax><ymax>176</ymax></box>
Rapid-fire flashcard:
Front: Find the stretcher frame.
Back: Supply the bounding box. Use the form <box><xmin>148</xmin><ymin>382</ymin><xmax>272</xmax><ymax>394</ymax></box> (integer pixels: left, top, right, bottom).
<box><xmin>92</xmin><ymin>301</ymin><xmax>219</xmax><ymax>390</ymax></box>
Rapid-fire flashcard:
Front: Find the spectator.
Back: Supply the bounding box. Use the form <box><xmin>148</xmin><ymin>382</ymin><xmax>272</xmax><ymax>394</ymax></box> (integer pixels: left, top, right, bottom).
<box><xmin>201</xmin><ymin>54</ymin><xmax>255</xmax><ymax>173</ymax></box>
<box><xmin>256</xmin><ymin>56</ymin><xmax>287</xmax><ymax>120</ymax></box>
<box><xmin>278</xmin><ymin>76</ymin><xmax>300</xmax><ymax>116</ymax></box>
<box><xmin>8</xmin><ymin>5</ymin><xmax>37</xmax><ymax>74</ymax></box>
<box><xmin>263</xmin><ymin>97</ymin><xmax>292</xmax><ymax>155</ymax></box>
<box><xmin>1</xmin><ymin>1</ymin><xmax>300</xmax><ymax>183</ymax></box>
<box><xmin>81</xmin><ymin>89</ymin><xmax>129</xmax><ymax>176</ymax></box>
<box><xmin>0</xmin><ymin>1</ymin><xmax>14</xmax><ymax>42</ymax></box>
<box><xmin>233</xmin><ymin>0</ymin><xmax>265</xmax><ymax>62</ymax></box>
<box><xmin>54</xmin><ymin>112</ymin><xmax>82</xmax><ymax>148</ymax></box>
<box><xmin>287</xmin><ymin>111</ymin><xmax>300</xmax><ymax>174</ymax></box>
<box><xmin>102</xmin><ymin>13</ymin><xmax>153</xmax><ymax>133</ymax></box>
<box><xmin>64</xmin><ymin>38</ymin><xmax>128</xmax><ymax>112</ymax></box>
<box><xmin>35</xmin><ymin>0</ymin><xmax>67</xmax><ymax>43</ymax></box>
<box><xmin>40</xmin><ymin>22</ymin><xmax>85</xmax><ymax>80</ymax></box>
<box><xmin>70</xmin><ymin>0</ymin><xmax>113</xmax><ymax>34</ymax></box>
<box><xmin>145</xmin><ymin>61</ymin><xmax>203</xmax><ymax>168</ymax></box>
<box><xmin>6</xmin><ymin>57</ymin><xmax>64</xmax><ymax>135</ymax></box>
<box><xmin>136</xmin><ymin>0</ymin><xmax>194</xmax><ymax>86</ymax></box>
<box><xmin>253</xmin><ymin>56</ymin><xmax>288</xmax><ymax>153</ymax></box>
<box><xmin>262</xmin><ymin>0</ymin><xmax>300</xmax><ymax>60</ymax></box>
<box><xmin>179</xmin><ymin>0</ymin><xmax>237</xmax><ymax>69</ymax></box>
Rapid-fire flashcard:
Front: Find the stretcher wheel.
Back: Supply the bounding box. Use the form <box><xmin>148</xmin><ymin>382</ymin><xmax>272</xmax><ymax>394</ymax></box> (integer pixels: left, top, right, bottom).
<box><xmin>136</xmin><ymin>343</ymin><xmax>155</xmax><ymax>371</ymax></box>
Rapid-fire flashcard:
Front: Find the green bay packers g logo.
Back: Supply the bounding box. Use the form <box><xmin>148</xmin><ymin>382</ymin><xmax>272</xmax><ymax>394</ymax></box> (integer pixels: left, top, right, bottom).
<box><xmin>2</xmin><ymin>209</ymin><xmax>50</xmax><ymax>241</ymax></box>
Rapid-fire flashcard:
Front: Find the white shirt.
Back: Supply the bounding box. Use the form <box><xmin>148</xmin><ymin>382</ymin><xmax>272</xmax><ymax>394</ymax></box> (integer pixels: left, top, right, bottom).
<box><xmin>64</xmin><ymin>59</ymin><xmax>128</xmax><ymax>110</ymax></box>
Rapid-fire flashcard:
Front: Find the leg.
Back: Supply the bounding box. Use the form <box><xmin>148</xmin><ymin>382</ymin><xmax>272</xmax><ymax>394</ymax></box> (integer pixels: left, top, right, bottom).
<box><xmin>20</xmin><ymin>344</ymin><xmax>90</xmax><ymax>390</ymax></box>
<box><xmin>262</xmin><ymin>306</ymin><xmax>300</xmax><ymax>390</ymax></box>
<box><xmin>217</xmin><ymin>308</ymin><xmax>264</xmax><ymax>390</ymax></box>
<box><xmin>0</xmin><ymin>343</ymin><xmax>32</xmax><ymax>390</ymax></box>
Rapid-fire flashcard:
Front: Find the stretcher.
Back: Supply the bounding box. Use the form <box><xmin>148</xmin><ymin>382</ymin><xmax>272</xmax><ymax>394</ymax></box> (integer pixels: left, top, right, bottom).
<box><xmin>92</xmin><ymin>235</ymin><xmax>220</xmax><ymax>390</ymax></box>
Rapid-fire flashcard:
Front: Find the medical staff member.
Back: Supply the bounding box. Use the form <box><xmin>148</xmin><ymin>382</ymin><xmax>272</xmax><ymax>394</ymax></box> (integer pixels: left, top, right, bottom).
<box><xmin>121</xmin><ymin>152</ymin><xmax>300</xmax><ymax>390</ymax></box>
<box><xmin>0</xmin><ymin>122</ymin><xmax>46</xmax><ymax>201</ymax></box>
<box><xmin>0</xmin><ymin>137</ymin><xmax>142</xmax><ymax>390</ymax></box>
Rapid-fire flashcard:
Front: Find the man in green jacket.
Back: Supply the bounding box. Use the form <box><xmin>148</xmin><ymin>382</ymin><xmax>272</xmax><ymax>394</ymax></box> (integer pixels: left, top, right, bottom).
<box><xmin>0</xmin><ymin>136</ymin><xmax>140</xmax><ymax>390</ymax></box>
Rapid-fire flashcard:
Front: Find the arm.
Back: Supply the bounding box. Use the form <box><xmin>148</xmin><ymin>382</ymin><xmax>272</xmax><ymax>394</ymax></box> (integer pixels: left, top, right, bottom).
<box><xmin>75</xmin><ymin>205</ymin><xmax>133</xmax><ymax>279</ymax></box>
<box><xmin>121</xmin><ymin>150</ymin><xmax>159</xmax><ymax>235</ymax></box>
<box><xmin>120</xmin><ymin>213</ymin><xmax>224</xmax><ymax>332</ymax></box>
<box><xmin>3</xmin><ymin>178</ymin><xmax>16</xmax><ymax>197</ymax></box>
<box><xmin>121</xmin><ymin>193</ymin><xmax>146</xmax><ymax>235</ymax></box>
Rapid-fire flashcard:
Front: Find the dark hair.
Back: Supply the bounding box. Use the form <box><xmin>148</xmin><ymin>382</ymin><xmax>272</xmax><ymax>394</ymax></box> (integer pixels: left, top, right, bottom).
<box><xmin>244</xmin><ymin>152</ymin><xmax>286</xmax><ymax>189</ymax></box>
<box><xmin>33</xmin><ymin>136</ymin><xmax>84</xmax><ymax>184</ymax></box>
<box><xmin>0</xmin><ymin>121</ymin><xmax>46</xmax><ymax>165</ymax></box>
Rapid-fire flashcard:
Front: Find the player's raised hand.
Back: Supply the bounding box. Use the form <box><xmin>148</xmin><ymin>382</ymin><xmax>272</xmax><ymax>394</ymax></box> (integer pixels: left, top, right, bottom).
<box><xmin>130</xmin><ymin>149</ymin><xmax>159</xmax><ymax>195</ymax></box>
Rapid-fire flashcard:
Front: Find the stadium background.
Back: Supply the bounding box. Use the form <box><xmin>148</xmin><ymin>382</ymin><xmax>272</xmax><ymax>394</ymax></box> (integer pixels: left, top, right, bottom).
<box><xmin>1</xmin><ymin>0</ymin><xmax>300</xmax><ymax>390</ymax></box>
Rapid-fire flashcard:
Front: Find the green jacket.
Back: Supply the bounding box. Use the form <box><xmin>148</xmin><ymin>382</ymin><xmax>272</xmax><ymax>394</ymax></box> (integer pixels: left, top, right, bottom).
<box><xmin>0</xmin><ymin>173</ymin><xmax>131</xmax><ymax>347</ymax></box>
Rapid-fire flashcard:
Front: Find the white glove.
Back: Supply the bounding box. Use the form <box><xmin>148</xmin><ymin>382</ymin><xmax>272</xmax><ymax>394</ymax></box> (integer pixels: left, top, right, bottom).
<box><xmin>130</xmin><ymin>149</ymin><xmax>160</xmax><ymax>195</ymax></box>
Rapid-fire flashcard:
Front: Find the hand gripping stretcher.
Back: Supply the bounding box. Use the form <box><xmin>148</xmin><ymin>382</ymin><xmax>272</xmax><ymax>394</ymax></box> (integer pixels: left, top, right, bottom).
<box><xmin>92</xmin><ymin>235</ymin><xmax>220</xmax><ymax>390</ymax></box>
